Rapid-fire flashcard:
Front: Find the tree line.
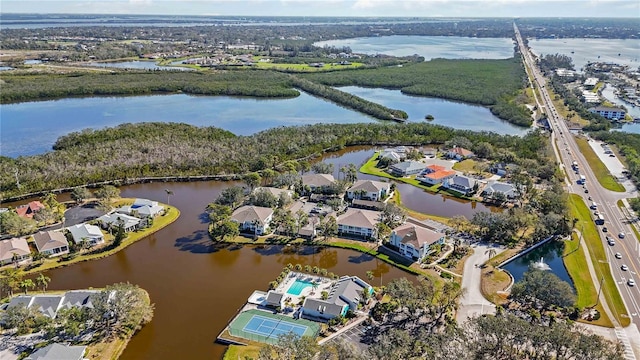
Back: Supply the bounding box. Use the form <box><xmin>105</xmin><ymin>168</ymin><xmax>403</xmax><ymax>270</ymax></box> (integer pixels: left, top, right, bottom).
<box><xmin>1</xmin><ymin>122</ymin><xmax>550</xmax><ymax>200</ymax></box>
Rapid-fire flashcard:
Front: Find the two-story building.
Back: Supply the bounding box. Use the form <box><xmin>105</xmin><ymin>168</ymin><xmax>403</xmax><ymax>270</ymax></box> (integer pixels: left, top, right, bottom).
<box><xmin>346</xmin><ymin>180</ymin><xmax>391</xmax><ymax>202</ymax></box>
<box><xmin>588</xmin><ymin>106</ymin><xmax>626</xmax><ymax>120</ymax></box>
<box><xmin>418</xmin><ymin>165</ymin><xmax>456</xmax><ymax>185</ymax></box>
<box><xmin>336</xmin><ymin>208</ymin><xmax>381</xmax><ymax>240</ymax></box>
<box><xmin>301</xmin><ymin>174</ymin><xmax>335</xmax><ymax>194</ymax></box>
<box><xmin>447</xmin><ymin>146</ymin><xmax>475</xmax><ymax>161</ymax></box>
<box><xmin>443</xmin><ymin>174</ymin><xmax>478</xmax><ymax>196</ymax></box>
<box><xmin>388</xmin><ymin>223</ymin><xmax>445</xmax><ymax>262</ymax></box>
<box><xmin>231</xmin><ymin>205</ymin><xmax>274</xmax><ymax>235</ymax></box>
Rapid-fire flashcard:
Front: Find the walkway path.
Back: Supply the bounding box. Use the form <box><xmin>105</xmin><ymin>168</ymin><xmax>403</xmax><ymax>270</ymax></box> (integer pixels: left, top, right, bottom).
<box><xmin>456</xmin><ymin>242</ymin><xmax>503</xmax><ymax>324</ymax></box>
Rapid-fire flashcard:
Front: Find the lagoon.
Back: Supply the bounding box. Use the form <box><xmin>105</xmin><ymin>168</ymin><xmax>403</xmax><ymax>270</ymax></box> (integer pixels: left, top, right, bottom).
<box><xmin>502</xmin><ymin>240</ymin><xmax>573</xmax><ymax>288</ymax></box>
<box><xmin>314</xmin><ymin>35</ymin><xmax>514</xmax><ymax>60</ymax></box>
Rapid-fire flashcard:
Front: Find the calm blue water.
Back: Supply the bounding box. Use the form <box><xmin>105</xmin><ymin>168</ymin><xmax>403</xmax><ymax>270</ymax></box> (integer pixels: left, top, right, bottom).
<box><xmin>87</xmin><ymin>61</ymin><xmax>192</xmax><ymax>71</ymax></box>
<box><xmin>502</xmin><ymin>240</ymin><xmax>574</xmax><ymax>289</ymax></box>
<box><xmin>340</xmin><ymin>86</ymin><xmax>531</xmax><ymax>136</ymax></box>
<box><xmin>314</xmin><ymin>36</ymin><xmax>514</xmax><ymax>60</ymax></box>
<box><xmin>287</xmin><ymin>279</ymin><xmax>314</xmax><ymax>295</ymax></box>
<box><xmin>528</xmin><ymin>38</ymin><xmax>640</xmax><ymax>73</ymax></box>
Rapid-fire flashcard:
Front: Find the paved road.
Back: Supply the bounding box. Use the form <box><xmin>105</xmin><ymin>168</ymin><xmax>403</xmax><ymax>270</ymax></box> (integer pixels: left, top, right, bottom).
<box><xmin>514</xmin><ymin>23</ymin><xmax>640</xmax><ymax>357</ymax></box>
<box><xmin>457</xmin><ymin>242</ymin><xmax>499</xmax><ymax>323</ymax></box>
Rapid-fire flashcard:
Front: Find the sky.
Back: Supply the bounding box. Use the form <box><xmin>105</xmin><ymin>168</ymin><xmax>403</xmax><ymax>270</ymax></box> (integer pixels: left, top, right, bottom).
<box><xmin>1</xmin><ymin>0</ymin><xmax>638</xmax><ymax>18</ymax></box>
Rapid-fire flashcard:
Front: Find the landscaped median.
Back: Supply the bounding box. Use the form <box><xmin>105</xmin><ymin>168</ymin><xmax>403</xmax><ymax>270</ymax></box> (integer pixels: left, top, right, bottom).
<box><xmin>19</xmin><ymin>200</ymin><xmax>180</xmax><ymax>275</ymax></box>
<box><xmin>574</xmin><ymin>137</ymin><xmax>625</xmax><ymax>192</ymax></box>
<box><xmin>568</xmin><ymin>194</ymin><xmax>629</xmax><ymax>327</ymax></box>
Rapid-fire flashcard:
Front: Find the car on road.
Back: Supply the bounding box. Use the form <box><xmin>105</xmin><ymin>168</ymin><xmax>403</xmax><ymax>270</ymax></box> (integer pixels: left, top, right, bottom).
<box><xmin>602</xmin><ymin>227</ymin><xmax>608</xmax><ymax>233</ymax></box>
<box><xmin>615</xmin><ymin>252</ymin><xmax>622</xmax><ymax>259</ymax></box>
<box><xmin>607</xmin><ymin>238</ymin><xmax>616</xmax><ymax>246</ymax></box>
<box><xmin>584</xmin><ymin>189</ymin><xmax>589</xmax><ymax>193</ymax></box>
<box><xmin>588</xmin><ymin>196</ymin><xmax>592</xmax><ymax>201</ymax></box>
<box><xmin>621</xmin><ymin>264</ymin><xmax>628</xmax><ymax>271</ymax></box>
<box><xmin>609</xmin><ymin>154</ymin><xmax>615</xmax><ymax>157</ymax></box>
<box><xmin>618</xmin><ymin>232</ymin><xmax>625</xmax><ymax>239</ymax></box>
<box><xmin>628</xmin><ymin>279</ymin><xmax>636</xmax><ymax>287</ymax></box>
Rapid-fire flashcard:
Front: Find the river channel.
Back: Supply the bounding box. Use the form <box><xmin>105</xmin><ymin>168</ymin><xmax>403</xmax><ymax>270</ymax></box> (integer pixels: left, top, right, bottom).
<box><xmin>12</xmin><ymin>146</ymin><xmax>491</xmax><ymax>360</ymax></box>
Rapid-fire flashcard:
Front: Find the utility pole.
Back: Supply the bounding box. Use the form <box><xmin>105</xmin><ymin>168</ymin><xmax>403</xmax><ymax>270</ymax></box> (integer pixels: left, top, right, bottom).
<box><xmin>595</xmin><ymin>276</ymin><xmax>605</xmax><ymax>307</ymax></box>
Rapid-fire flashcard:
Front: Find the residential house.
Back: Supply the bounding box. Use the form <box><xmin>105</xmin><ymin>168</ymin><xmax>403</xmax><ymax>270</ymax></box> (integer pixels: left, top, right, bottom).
<box><xmin>15</xmin><ymin>201</ymin><xmax>45</xmax><ymax>219</ymax></box>
<box><xmin>67</xmin><ymin>224</ymin><xmax>105</xmax><ymax>246</ymax></box>
<box><xmin>418</xmin><ymin>165</ymin><xmax>456</xmax><ymax>185</ymax></box>
<box><xmin>489</xmin><ymin>163</ymin><xmax>508</xmax><ymax>176</ymax></box>
<box><xmin>117</xmin><ymin>198</ymin><xmax>164</xmax><ymax>218</ymax></box>
<box><xmin>589</xmin><ymin>106</ymin><xmax>626</xmax><ymax>120</ymax></box>
<box><xmin>301</xmin><ymin>174</ymin><xmax>335</xmax><ymax>194</ymax></box>
<box><xmin>346</xmin><ymin>180</ymin><xmax>391</xmax><ymax>201</ymax></box>
<box><xmin>447</xmin><ymin>146</ymin><xmax>475</xmax><ymax>160</ymax></box>
<box><xmin>231</xmin><ymin>205</ymin><xmax>274</xmax><ymax>235</ymax></box>
<box><xmin>482</xmin><ymin>181</ymin><xmax>519</xmax><ymax>200</ymax></box>
<box><xmin>378</xmin><ymin>150</ymin><xmax>403</xmax><ymax>164</ymax></box>
<box><xmin>254</xmin><ymin>187</ymin><xmax>293</xmax><ymax>200</ymax></box>
<box><xmin>25</xmin><ymin>344</ymin><xmax>86</xmax><ymax>360</ymax></box>
<box><xmin>7</xmin><ymin>290</ymin><xmax>98</xmax><ymax>319</ymax></box>
<box><xmin>389</xmin><ymin>161</ymin><xmax>426</xmax><ymax>176</ymax></box>
<box><xmin>302</xmin><ymin>276</ymin><xmax>373</xmax><ymax>320</ymax></box>
<box><xmin>336</xmin><ymin>208</ymin><xmax>381</xmax><ymax>240</ymax></box>
<box><xmin>388</xmin><ymin>223</ymin><xmax>445</xmax><ymax>262</ymax></box>
<box><xmin>422</xmin><ymin>147</ymin><xmax>437</xmax><ymax>158</ymax></box>
<box><xmin>0</xmin><ymin>237</ymin><xmax>31</xmax><ymax>266</ymax></box>
<box><xmin>583</xmin><ymin>77</ymin><xmax>599</xmax><ymax>89</ymax></box>
<box><xmin>33</xmin><ymin>231</ymin><xmax>69</xmax><ymax>257</ymax></box>
<box><xmin>443</xmin><ymin>175</ymin><xmax>478</xmax><ymax>196</ymax></box>
<box><xmin>59</xmin><ymin>290</ymin><xmax>98</xmax><ymax>310</ymax></box>
<box><xmin>98</xmin><ymin>213</ymin><xmax>141</xmax><ymax>232</ymax></box>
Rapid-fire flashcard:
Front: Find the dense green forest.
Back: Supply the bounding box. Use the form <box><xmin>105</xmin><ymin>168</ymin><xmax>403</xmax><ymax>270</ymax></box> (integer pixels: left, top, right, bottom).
<box><xmin>1</xmin><ymin>122</ymin><xmax>549</xmax><ymax>200</ymax></box>
<box><xmin>301</xmin><ymin>58</ymin><xmax>533</xmax><ymax>126</ymax></box>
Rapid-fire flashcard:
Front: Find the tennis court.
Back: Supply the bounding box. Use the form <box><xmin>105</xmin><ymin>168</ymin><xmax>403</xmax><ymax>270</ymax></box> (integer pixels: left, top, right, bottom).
<box><xmin>228</xmin><ymin>309</ymin><xmax>320</xmax><ymax>344</ymax></box>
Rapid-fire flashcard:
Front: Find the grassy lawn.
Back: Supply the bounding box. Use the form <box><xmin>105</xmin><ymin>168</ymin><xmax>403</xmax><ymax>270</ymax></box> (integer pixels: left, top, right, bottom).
<box><xmin>568</xmin><ymin>194</ymin><xmax>629</xmax><ymax>327</ymax></box>
<box><xmin>481</xmin><ymin>266</ymin><xmax>511</xmax><ymax>305</ymax></box>
<box><xmin>18</xmin><ymin>200</ymin><xmax>180</xmax><ymax>276</ymax></box>
<box><xmin>452</xmin><ymin>159</ymin><xmax>477</xmax><ymax>173</ymax></box>
<box><xmin>574</xmin><ymin>137</ymin><xmax>625</xmax><ymax>192</ymax></box>
<box><xmin>252</xmin><ymin>59</ymin><xmax>364</xmax><ymax>72</ymax></box>
<box><xmin>223</xmin><ymin>344</ymin><xmax>262</xmax><ymax>360</ymax></box>
<box><xmin>563</xmin><ymin>234</ymin><xmax>612</xmax><ymax>327</ymax></box>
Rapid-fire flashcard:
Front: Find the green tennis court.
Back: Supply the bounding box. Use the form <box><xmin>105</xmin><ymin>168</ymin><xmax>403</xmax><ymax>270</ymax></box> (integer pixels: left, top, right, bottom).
<box><xmin>228</xmin><ymin>309</ymin><xmax>319</xmax><ymax>344</ymax></box>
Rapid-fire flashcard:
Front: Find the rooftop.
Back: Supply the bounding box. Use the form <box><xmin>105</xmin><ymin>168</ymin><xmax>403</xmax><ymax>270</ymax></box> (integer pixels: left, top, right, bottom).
<box><xmin>231</xmin><ymin>205</ymin><xmax>274</xmax><ymax>225</ymax></box>
<box><xmin>336</xmin><ymin>208</ymin><xmax>380</xmax><ymax>229</ymax></box>
<box><xmin>392</xmin><ymin>223</ymin><xmax>443</xmax><ymax>248</ymax></box>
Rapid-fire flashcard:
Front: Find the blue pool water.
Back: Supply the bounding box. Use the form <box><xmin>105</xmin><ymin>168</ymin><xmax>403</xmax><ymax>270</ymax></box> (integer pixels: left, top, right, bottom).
<box><xmin>287</xmin><ymin>279</ymin><xmax>315</xmax><ymax>296</ymax></box>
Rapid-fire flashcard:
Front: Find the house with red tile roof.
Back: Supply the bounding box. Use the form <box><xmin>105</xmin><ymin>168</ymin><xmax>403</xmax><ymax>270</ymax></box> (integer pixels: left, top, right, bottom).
<box><xmin>446</xmin><ymin>146</ymin><xmax>475</xmax><ymax>160</ymax></box>
<box><xmin>15</xmin><ymin>201</ymin><xmax>45</xmax><ymax>219</ymax></box>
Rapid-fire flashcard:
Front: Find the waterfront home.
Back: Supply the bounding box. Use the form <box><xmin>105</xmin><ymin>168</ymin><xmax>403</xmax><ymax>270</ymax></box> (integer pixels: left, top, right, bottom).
<box><xmin>302</xmin><ymin>276</ymin><xmax>373</xmax><ymax>320</ymax></box>
<box><xmin>301</xmin><ymin>174</ymin><xmax>335</xmax><ymax>193</ymax></box>
<box><xmin>482</xmin><ymin>181</ymin><xmax>518</xmax><ymax>200</ymax></box>
<box><xmin>25</xmin><ymin>344</ymin><xmax>87</xmax><ymax>360</ymax></box>
<box><xmin>67</xmin><ymin>223</ymin><xmax>105</xmax><ymax>246</ymax></box>
<box><xmin>422</xmin><ymin>147</ymin><xmax>437</xmax><ymax>158</ymax></box>
<box><xmin>6</xmin><ymin>290</ymin><xmax>99</xmax><ymax>319</ymax></box>
<box><xmin>584</xmin><ymin>77</ymin><xmax>599</xmax><ymax>89</ymax></box>
<box><xmin>117</xmin><ymin>198</ymin><xmax>164</xmax><ymax>218</ymax></box>
<box><xmin>378</xmin><ymin>150</ymin><xmax>403</xmax><ymax>164</ymax></box>
<box><xmin>336</xmin><ymin>208</ymin><xmax>381</xmax><ymax>240</ymax></box>
<box><xmin>388</xmin><ymin>223</ymin><xmax>446</xmax><ymax>262</ymax></box>
<box><xmin>33</xmin><ymin>231</ymin><xmax>69</xmax><ymax>257</ymax></box>
<box><xmin>0</xmin><ymin>237</ymin><xmax>31</xmax><ymax>266</ymax></box>
<box><xmin>443</xmin><ymin>175</ymin><xmax>478</xmax><ymax>196</ymax></box>
<box><xmin>231</xmin><ymin>205</ymin><xmax>274</xmax><ymax>235</ymax></box>
<box><xmin>389</xmin><ymin>161</ymin><xmax>426</xmax><ymax>177</ymax></box>
<box><xmin>346</xmin><ymin>180</ymin><xmax>391</xmax><ymax>202</ymax></box>
<box><xmin>15</xmin><ymin>201</ymin><xmax>45</xmax><ymax>219</ymax></box>
<box><xmin>588</xmin><ymin>106</ymin><xmax>626</xmax><ymax>120</ymax></box>
<box><xmin>447</xmin><ymin>146</ymin><xmax>475</xmax><ymax>160</ymax></box>
<box><xmin>254</xmin><ymin>187</ymin><xmax>294</xmax><ymax>200</ymax></box>
<box><xmin>98</xmin><ymin>213</ymin><xmax>141</xmax><ymax>232</ymax></box>
<box><xmin>418</xmin><ymin>165</ymin><xmax>456</xmax><ymax>186</ymax></box>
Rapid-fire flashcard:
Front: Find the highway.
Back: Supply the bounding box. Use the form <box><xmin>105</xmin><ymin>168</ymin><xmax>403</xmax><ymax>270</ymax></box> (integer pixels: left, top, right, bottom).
<box><xmin>514</xmin><ymin>23</ymin><xmax>640</xmax><ymax>337</ymax></box>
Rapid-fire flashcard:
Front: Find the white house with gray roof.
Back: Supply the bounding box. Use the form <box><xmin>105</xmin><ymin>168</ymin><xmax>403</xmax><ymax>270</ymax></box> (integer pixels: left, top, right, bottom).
<box><xmin>67</xmin><ymin>223</ymin><xmax>104</xmax><ymax>246</ymax></box>
<box><xmin>346</xmin><ymin>180</ymin><xmax>391</xmax><ymax>202</ymax></box>
<box><xmin>98</xmin><ymin>213</ymin><xmax>141</xmax><ymax>232</ymax></box>
<box><xmin>0</xmin><ymin>237</ymin><xmax>31</xmax><ymax>266</ymax></box>
<box><xmin>302</xmin><ymin>276</ymin><xmax>373</xmax><ymax>320</ymax></box>
<box><xmin>336</xmin><ymin>208</ymin><xmax>381</xmax><ymax>240</ymax></box>
<box><xmin>6</xmin><ymin>290</ymin><xmax>99</xmax><ymax>319</ymax></box>
<box><xmin>389</xmin><ymin>223</ymin><xmax>445</xmax><ymax>262</ymax></box>
<box><xmin>25</xmin><ymin>344</ymin><xmax>86</xmax><ymax>360</ymax></box>
<box><xmin>231</xmin><ymin>205</ymin><xmax>274</xmax><ymax>235</ymax></box>
<box><xmin>443</xmin><ymin>175</ymin><xmax>478</xmax><ymax>196</ymax></box>
<box><xmin>253</xmin><ymin>187</ymin><xmax>293</xmax><ymax>199</ymax></box>
<box><xmin>301</xmin><ymin>174</ymin><xmax>335</xmax><ymax>193</ymax></box>
<box><xmin>33</xmin><ymin>231</ymin><xmax>69</xmax><ymax>257</ymax></box>
<box><xmin>389</xmin><ymin>161</ymin><xmax>426</xmax><ymax>176</ymax></box>
<box><xmin>117</xmin><ymin>198</ymin><xmax>164</xmax><ymax>218</ymax></box>
<box><xmin>482</xmin><ymin>181</ymin><xmax>518</xmax><ymax>199</ymax></box>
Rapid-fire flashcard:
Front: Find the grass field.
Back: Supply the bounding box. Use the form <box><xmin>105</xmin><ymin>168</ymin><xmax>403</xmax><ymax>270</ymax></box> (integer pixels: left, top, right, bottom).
<box><xmin>575</xmin><ymin>137</ymin><xmax>625</xmax><ymax>192</ymax></box>
<box><xmin>568</xmin><ymin>194</ymin><xmax>629</xmax><ymax>327</ymax></box>
<box><xmin>253</xmin><ymin>60</ymin><xmax>364</xmax><ymax>72</ymax></box>
<box><xmin>223</xmin><ymin>344</ymin><xmax>261</xmax><ymax>360</ymax></box>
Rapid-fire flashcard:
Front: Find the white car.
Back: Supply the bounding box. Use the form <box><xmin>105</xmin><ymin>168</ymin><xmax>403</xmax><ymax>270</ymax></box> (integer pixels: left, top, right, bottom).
<box><xmin>621</xmin><ymin>264</ymin><xmax>628</xmax><ymax>271</ymax></box>
<box><xmin>615</xmin><ymin>253</ymin><xmax>622</xmax><ymax>259</ymax></box>
<box><xmin>628</xmin><ymin>279</ymin><xmax>636</xmax><ymax>287</ymax></box>
<box><xmin>618</xmin><ymin>232</ymin><xmax>625</xmax><ymax>239</ymax></box>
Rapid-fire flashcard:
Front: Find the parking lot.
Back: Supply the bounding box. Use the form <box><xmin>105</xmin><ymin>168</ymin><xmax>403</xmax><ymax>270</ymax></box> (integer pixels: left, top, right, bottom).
<box><xmin>326</xmin><ymin>323</ymin><xmax>371</xmax><ymax>352</ymax></box>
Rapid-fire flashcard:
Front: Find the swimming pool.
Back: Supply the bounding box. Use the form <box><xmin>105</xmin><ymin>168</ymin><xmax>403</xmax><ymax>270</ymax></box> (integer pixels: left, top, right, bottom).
<box><xmin>286</xmin><ymin>279</ymin><xmax>315</xmax><ymax>296</ymax></box>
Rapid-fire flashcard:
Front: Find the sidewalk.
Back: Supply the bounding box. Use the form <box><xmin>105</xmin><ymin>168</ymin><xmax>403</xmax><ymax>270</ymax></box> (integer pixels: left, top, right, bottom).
<box><xmin>456</xmin><ymin>242</ymin><xmax>502</xmax><ymax>324</ymax></box>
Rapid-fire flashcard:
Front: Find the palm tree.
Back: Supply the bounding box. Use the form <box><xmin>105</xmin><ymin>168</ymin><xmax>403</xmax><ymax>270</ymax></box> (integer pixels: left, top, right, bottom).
<box><xmin>320</xmin><ymin>268</ymin><xmax>328</xmax><ymax>277</ymax></box>
<box><xmin>286</xmin><ymin>263</ymin><xmax>294</xmax><ymax>270</ymax></box>
<box><xmin>18</xmin><ymin>279</ymin><xmax>35</xmax><ymax>295</ymax></box>
<box><xmin>485</xmin><ymin>248</ymin><xmax>497</xmax><ymax>263</ymax></box>
<box><xmin>165</xmin><ymin>189</ymin><xmax>174</xmax><ymax>205</ymax></box>
<box><xmin>311</xmin><ymin>282</ymin><xmax>319</xmax><ymax>295</ymax></box>
<box><xmin>294</xmin><ymin>264</ymin><xmax>303</xmax><ymax>271</ymax></box>
<box><xmin>304</xmin><ymin>264</ymin><xmax>312</xmax><ymax>273</ymax></box>
<box><xmin>366</xmin><ymin>271</ymin><xmax>374</xmax><ymax>282</ymax></box>
<box><xmin>312</xmin><ymin>266</ymin><xmax>320</xmax><ymax>274</ymax></box>
<box><xmin>35</xmin><ymin>273</ymin><xmax>51</xmax><ymax>293</ymax></box>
